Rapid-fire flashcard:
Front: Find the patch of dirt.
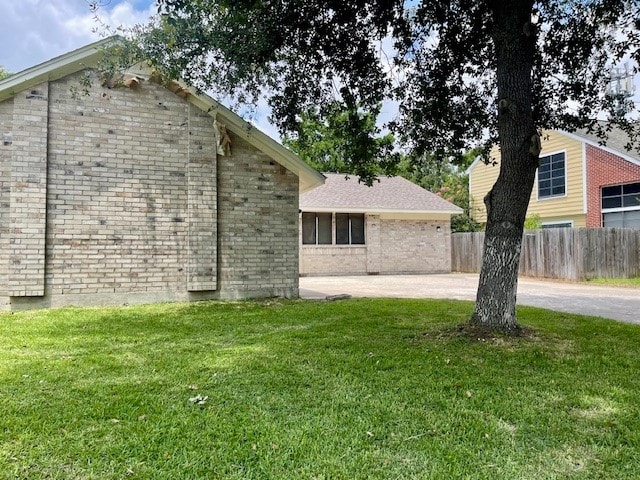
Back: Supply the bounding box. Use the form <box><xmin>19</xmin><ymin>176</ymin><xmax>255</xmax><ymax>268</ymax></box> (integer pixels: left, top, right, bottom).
<box><xmin>419</xmin><ymin>323</ymin><xmax>540</xmax><ymax>345</ymax></box>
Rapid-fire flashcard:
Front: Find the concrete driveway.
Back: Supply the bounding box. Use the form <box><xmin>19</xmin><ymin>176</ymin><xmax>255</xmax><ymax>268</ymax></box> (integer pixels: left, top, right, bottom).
<box><xmin>299</xmin><ymin>273</ymin><xmax>640</xmax><ymax>324</ymax></box>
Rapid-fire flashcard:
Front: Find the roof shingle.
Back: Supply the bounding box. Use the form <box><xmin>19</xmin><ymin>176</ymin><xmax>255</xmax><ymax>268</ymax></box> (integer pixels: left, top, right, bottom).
<box><xmin>300</xmin><ymin>174</ymin><xmax>463</xmax><ymax>214</ymax></box>
<box><xmin>569</xmin><ymin>123</ymin><xmax>640</xmax><ymax>164</ymax></box>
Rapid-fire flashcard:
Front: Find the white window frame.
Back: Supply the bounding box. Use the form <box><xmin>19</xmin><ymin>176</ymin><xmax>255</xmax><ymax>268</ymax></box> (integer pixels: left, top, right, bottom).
<box><xmin>601</xmin><ymin>205</ymin><xmax>640</xmax><ymax>214</ymax></box>
<box><xmin>601</xmin><ymin>182</ymin><xmax>640</xmax><ymax>228</ymax></box>
<box><xmin>601</xmin><ymin>182</ymin><xmax>640</xmax><ymax>212</ymax></box>
<box><xmin>536</xmin><ymin>150</ymin><xmax>568</xmax><ymax>201</ymax></box>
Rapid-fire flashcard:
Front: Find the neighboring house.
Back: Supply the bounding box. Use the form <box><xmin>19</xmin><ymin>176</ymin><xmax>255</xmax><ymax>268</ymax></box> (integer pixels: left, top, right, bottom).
<box><xmin>0</xmin><ymin>38</ymin><xmax>324</xmax><ymax>311</ymax></box>
<box><xmin>468</xmin><ymin>125</ymin><xmax>640</xmax><ymax>229</ymax></box>
<box><xmin>299</xmin><ymin>173</ymin><xmax>462</xmax><ymax>276</ymax></box>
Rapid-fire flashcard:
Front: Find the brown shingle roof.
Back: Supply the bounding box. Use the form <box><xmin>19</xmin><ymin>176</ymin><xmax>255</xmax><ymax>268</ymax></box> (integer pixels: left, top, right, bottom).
<box><xmin>300</xmin><ymin>173</ymin><xmax>463</xmax><ymax>214</ymax></box>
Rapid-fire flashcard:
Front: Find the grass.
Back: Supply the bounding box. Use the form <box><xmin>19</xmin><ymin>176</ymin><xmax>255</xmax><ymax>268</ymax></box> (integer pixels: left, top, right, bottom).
<box><xmin>1</xmin><ymin>298</ymin><xmax>640</xmax><ymax>479</ymax></box>
<box><xmin>585</xmin><ymin>277</ymin><xmax>640</xmax><ymax>288</ymax></box>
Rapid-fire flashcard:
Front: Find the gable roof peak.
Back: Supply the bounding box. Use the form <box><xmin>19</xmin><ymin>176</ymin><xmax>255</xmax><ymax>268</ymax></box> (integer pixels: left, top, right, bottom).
<box><xmin>0</xmin><ymin>37</ymin><xmax>323</xmax><ymax>193</ymax></box>
<box><xmin>300</xmin><ymin>173</ymin><xmax>462</xmax><ymax>214</ymax></box>
<box><xmin>560</xmin><ymin>122</ymin><xmax>640</xmax><ymax>166</ymax></box>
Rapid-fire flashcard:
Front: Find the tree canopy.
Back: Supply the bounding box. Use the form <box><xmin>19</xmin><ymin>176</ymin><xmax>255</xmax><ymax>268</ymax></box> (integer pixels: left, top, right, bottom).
<box><xmin>281</xmin><ymin>102</ymin><xmax>396</xmax><ymax>180</ymax></box>
<box><xmin>115</xmin><ymin>0</ymin><xmax>640</xmax><ymax>333</ymax></box>
<box><xmin>0</xmin><ymin>66</ymin><xmax>10</xmax><ymax>80</ymax></box>
<box><xmin>123</xmin><ymin>1</ymin><xmax>639</xmax><ymax>157</ymax></box>
<box><xmin>396</xmin><ymin>150</ymin><xmax>482</xmax><ymax>233</ymax></box>
<box><xmin>282</xmin><ymin>106</ymin><xmax>480</xmax><ymax>232</ymax></box>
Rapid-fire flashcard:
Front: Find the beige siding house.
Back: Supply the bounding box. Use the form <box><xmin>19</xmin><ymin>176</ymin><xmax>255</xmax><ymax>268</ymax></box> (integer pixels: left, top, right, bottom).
<box><xmin>468</xmin><ymin>126</ymin><xmax>640</xmax><ymax>229</ymax></box>
<box><xmin>0</xmin><ymin>38</ymin><xmax>324</xmax><ymax>311</ymax></box>
<box><xmin>299</xmin><ymin>174</ymin><xmax>462</xmax><ymax>276</ymax></box>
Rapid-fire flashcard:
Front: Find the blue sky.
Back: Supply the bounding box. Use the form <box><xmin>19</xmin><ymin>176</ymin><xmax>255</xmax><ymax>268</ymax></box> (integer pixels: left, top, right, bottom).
<box><xmin>0</xmin><ymin>0</ymin><xmax>155</xmax><ymax>73</ymax></box>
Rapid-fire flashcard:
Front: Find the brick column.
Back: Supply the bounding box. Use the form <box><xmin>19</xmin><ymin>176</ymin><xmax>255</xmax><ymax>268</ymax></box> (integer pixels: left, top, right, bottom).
<box><xmin>366</xmin><ymin>214</ymin><xmax>381</xmax><ymax>274</ymax></box>
<box><xmin>186</xmin><ymin>105</ymin><xmax>217</xmax><ymax>291</ymax></box>
<box><xmin>9</xmin><ymin>83</ymin><xmax>49</xmax><ymax>296</ymax></box>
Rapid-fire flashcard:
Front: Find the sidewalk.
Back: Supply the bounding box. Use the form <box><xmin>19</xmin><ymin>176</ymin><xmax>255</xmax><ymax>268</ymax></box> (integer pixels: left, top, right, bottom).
<box><xmin>299</xmin><ymin>273</ymin><xmax>640</xmax><ymax>324</ymax></box>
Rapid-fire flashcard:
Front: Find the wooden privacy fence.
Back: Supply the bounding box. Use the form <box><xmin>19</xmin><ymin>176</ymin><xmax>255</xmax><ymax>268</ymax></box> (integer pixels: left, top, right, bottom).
<box><xmin>451</xmin><ymin>228</ymin><xmax>640</xmax><ymax>281</ymax></box>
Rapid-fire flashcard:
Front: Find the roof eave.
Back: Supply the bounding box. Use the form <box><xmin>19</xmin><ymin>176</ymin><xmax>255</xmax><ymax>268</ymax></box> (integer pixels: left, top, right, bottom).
<box><xmin>558</xmin><ymin>129</ymin><xmax>640</xmax><ymax>167</ymax></box>
<box><xmin>188</xmin><ymin>92</ymin><xmax>325</xmax><ymax>193</ymax></box>
<box><xmin>465</xmin><ymin>156</ymin><xmax>482</xmax><ymax>175</ymax></box>
<box><xmin>299</xmin><ymin>207</ymin><xmax>463</xmax><ymax>215</ymax></box>
<box><xmin>0</xmin><ymin>37</ymin><xmax>118</xmax><ymax>103</ymax></box>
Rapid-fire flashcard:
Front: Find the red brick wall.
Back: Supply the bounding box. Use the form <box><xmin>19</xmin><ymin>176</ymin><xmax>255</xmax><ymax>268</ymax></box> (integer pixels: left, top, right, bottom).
<box><xmin>585</xmin><ymin>145</ymin><xmax>640</xmax><ymax>227</ymax></box>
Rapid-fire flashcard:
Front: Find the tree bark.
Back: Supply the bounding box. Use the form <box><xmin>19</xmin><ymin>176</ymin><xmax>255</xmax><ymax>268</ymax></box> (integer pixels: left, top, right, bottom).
<box><xmin>470</xmin><ymin>0</ymin><xmax>540</xmax><ymax>334</ymax></box>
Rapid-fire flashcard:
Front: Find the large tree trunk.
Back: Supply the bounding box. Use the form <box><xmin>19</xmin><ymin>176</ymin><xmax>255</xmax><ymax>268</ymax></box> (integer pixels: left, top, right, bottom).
<box><xmin>470</xmin><ymin>0</ymin><xmax>540</xmax><ymax>334</ymax></box>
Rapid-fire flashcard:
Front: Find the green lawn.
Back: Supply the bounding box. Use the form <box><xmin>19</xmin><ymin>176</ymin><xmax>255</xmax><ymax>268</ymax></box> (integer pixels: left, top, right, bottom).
<box><xmin>1</xmin><ymin>298</ymin><xmax>639</xmax><ymax>479</ymax></box>
<box><xmin>585</xmin><ymin>277</ymin><xmax>640</xmax><ymax>288</ymax></box>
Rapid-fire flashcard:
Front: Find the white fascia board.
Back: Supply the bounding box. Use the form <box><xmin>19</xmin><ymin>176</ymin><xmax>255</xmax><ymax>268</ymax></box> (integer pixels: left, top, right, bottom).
<box><xmin>0</xmin><ymin>37</ymin><xmax>116</xmax><ymax>102</ymax></box>
<box><xmin>581</xmin><ymin>142</ymin><xmax>588</xmax><ymax>214</ymax></box>
<box><xmin>188</xmin><ymin>92</ymin><xmax>325</xmax><ymax>193</ymax></box>
<box><xmin>464</xmin><ymin>156</ymin><xmax>482</xmax><ymax>175</ymax></box>
<box><xmin>299</xmin><ymin>207</ymin><xmax>463</xmax><ymax>214</ymax></box>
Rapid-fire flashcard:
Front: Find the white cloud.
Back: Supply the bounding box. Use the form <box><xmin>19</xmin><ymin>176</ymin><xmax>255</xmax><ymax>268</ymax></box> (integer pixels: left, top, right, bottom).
<box><xmin>0</xmin><ymin>0</ymin><xmax>155</xmax><ymax>73</ymax></box>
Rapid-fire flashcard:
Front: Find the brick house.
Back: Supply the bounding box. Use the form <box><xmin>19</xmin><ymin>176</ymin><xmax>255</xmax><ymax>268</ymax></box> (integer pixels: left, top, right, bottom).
<box><xmin>468</xmin><ymin>125</ymin><xmax>640</xmax><ymax>229</ymax></box>
<box><xmin>299</xmin><ymin>174</ymin><xmax>462</xmax><ymax>275</ymax></box>
<box><xmin>0</xmin><ymin>38</ymin><xmax>324</xmax><ymax>311</ymax></box>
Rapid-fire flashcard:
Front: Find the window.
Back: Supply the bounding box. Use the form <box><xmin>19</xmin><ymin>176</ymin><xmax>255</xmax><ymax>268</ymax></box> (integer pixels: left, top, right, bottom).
<box><xmin>538</xmin><ymin>152</ymin><xmax>566</xmax><ymax>199</ymax></box>
<box><xmin>542</xmin><ymin>221</ymin><xmax>573</xmax><ymax>229</ymax></box>
<box><xmin>302</xmin><ymin>212</ymin><xmax>332</xmax><ymax>245</ymax></box>
<box><xmin>601</xmin><ymin>183</ymin><xmax>640</xmax><ymax>210</ymax></box>
<box><xmin>336</xmin><ymin>213</ymin><xmax>365</xmax><ymax>245</ymax></box>
<box><xmin>601</xmin><ymin>182</ymin><xmax>640</xmax><ymax>229</ymax></box>
<box><xmin>301</xmin><ymin>212</ymin><xmax>366</xmax><ymax>245</ymax></box>
<box><xmin>602</xmin><ymin>210</ymin><xmax>640</xmax><ymax>229</ymax></box>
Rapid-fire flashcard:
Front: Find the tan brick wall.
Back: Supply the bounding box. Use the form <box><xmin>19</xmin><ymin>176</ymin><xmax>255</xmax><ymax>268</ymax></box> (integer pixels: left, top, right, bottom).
<box><xmin>187</xmin><ymin>104</ymin><xmax>217</xmax><ymax>291</ymax></box>
<box><xmin>0</xmin><ymin>98</ymin><xmax>13</xmax><ymax>308</ymax></box>
<box><xmin>378</xmin><ymin>218</ymin><xmax>451</xmax><ymax>274</ymax></box>
<box><xmin>365</xmin><ymin>214</ymin><xmax>381</xmax><ymax>273</ymax></box>
<box><xmin>44</xmin><ymin>71</ymin><xmax>192</xmax><ymax>299</ymax></box>
<box><xmin>300</xmin><ymin>213</ymin><xmax>452</xmax><ymax>276</ymax></box>
<box><xmin>217</xmin><ymin>138</ymin><xmax>299</xmax><ymax>298</ymax></box>
<box><xmin>300</xmin><ymin>245</ymin><xmax>368</xmax><ymax>275</ymax></box>
<box><xmin>0</xmin><ymin>69</ymin><xmax>299</xmax><ymax>310</ymax></box>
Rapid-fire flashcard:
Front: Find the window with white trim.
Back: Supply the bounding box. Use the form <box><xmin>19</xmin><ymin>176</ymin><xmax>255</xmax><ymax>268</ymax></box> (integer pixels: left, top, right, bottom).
<box><xmin>538</xmin><ymin>152</ymin><xmax>566</xmax><ymax>199</ymax></box>
<box><xmin>601</xmin><ymin>182</ymin><xmax>640</xmax><ymax>229</ymax></box>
